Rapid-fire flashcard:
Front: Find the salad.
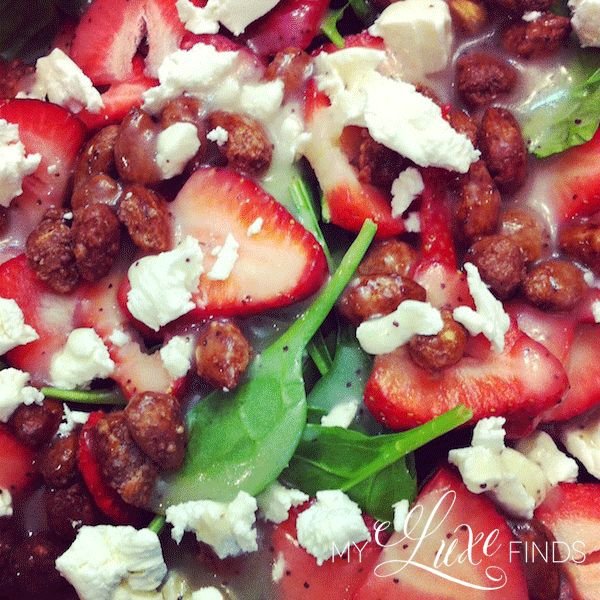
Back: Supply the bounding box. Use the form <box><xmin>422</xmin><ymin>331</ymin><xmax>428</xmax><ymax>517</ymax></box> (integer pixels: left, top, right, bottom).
<box><xmin>0</xmin><ymin>0</ymin><xmax>599</xmax><ymax>598</ymax></box>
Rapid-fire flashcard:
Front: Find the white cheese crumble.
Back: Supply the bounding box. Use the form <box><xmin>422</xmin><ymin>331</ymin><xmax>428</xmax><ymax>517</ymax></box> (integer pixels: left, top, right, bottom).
<box><xmin>356</xmin><ymin>300</ymin><xmax>444</xmax><ymax>355</ymax></box>
<box><xmin>403</xmin><ymin>211</ymin><xmax>421</xmax><ymax>233</ymax></box>
<box><xmin>239</xmin><ymin>80</ymin><xmax>285</xmax><ymax>121</ymax></box>
<box><xmin>271</xmin><ymin>553</ymin><xmax>286</xmax><ymax>583</ymax></box>
<box><xmin>313</xmin><ymin>50</ymin><xmax>479</xmax><ymax>173</ymax></box>
<box><xmin>296</xmin><ymin>490</ymin><xmax>371</xmax><ymax>566</ymax></box>
<box><xmin>522</xmin><ymin>10</ymin><xmax>542</xmax><ymax>20</ymax></box>
<box><xmin>55</xmin><ymin>526</ymin><xmax>167</xmax><ymax>600</ymax></box>
<box><xmin>159</xmin><ymin>335</ymin><xmax>195</xmax><ymax>379</ymax></box>
<box><xmin>57</xmin><ymin>404</ymin><xmax>90</xmax><ymax>438</ymax></box>
<box><xmin>0</xmin><ymin>119</ymin><xmax>41</xmax><ymax>208</ymax></box>
<box><xmin>453</xmin><ymin>262</ymin><xmax>510</xmax><ymax>353</ymax></box>
<box><xmin>191</xmin><ymin>588</ymin><xmax>223</xmax><ymax>600</ymax></box>
<box><xmin>320</xmin><ymin>400</ymin><xmax>359</xmax><ymax>429</ymax></box>
<box><xmin>50</xmin><ymin>328</ymin><xmax>115</xmax><ymax>390</ymax></box>
<box><xmin>0</xmin><ymin>489</ymin><xmax>12</xmax><ymax>518</ymax></box>
<box><xmin>108</xmin><ymin>329</ymin><xmax>131</xmax><ymax>348</ymax></box>
<box><xmin>165</xmin><ymin>491</ymin><xmax>258</xmax><ymax>559</ymax></box>
<box><xmin>47</xmin><ymin>163</ymin><xmax>58</xmax><ymax>175</ymax></box>
<box><xmin>0</xmin><ymin>297</ymin><xmax>38</xmax><ymax>355</ymax></box>
<box><xmin>256</xmin><ymin>481</ymin><xmax>308</xmax><ymax>524</ymax></box>
<box><xmin>561</xmin><ymin>408</ymin><xmax>600</xmax><ymax>478</ymax></box>
<box><xmin>448</xmin><ymin>417</ymin><xmax>574</xmax><ymax>519</ymax></box>
<box><xmin>20</xmin><ymin>48</ymin><xmax>103</xmax><ymax>114</ymax></box>
<box><xmin>127</xmin><ymin>236</ymin><xmax>204</xmax><ymax>332</ymax></box>
<box><xmin>0</xmin><ymin>368</ymin><xmax>44</xmax><ymax>423</ymax></box>
<box><xmin>246</xmin><ymin>217</ymin><xmax>264</xmax><ymax>237</ymax></box>
<box><xmin>515</xmin><ymin>431</ymin><xmax>578</xmax><ymax>486</ymax></box>
<box><xmin>368</xmin><ymin>0</ymin><xmax>453</xmax><ymax>80</ymax></box>
<box><xmin>390</xmin><ymin>167</ymin><xmax>424</xmax><ymax>218</ymax></box>
<box><xmin>592</xmin><ymin>299</ymin><xmax>600</xmax><ymax>323</ymax></box>
<box><xmin>176</xmin><ymin>0</ymin><xmax>281</xmax><ymax>36</ymax></box>
<box><xmin>392</xmin><ymin>499</ymin><xmax>409</xmax><ymax>533</ymax></box>
<box><xmin>207</xmin><ymin>126</ymin><xmax>229</xmax><ymax>146</ymax></box>
<box><xmin>207</xmin><ymin>233</ymin><xmax>240</xmax><ymax>281</ymax></box>
<box><xmin>155</xmin><ymin>122</ymin><xmax>200</xmax><ymax>179</ymax></box>
<box><xmin>569</xmin><ymin>0</ymin><xmax>600</xmax><ymax>47</ymax></box>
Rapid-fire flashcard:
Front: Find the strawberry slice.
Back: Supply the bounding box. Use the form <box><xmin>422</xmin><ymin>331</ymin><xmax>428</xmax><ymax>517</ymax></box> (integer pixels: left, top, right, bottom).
<box><xmin>70</xmin><ymin>0</ymin><xmax>184</xmax><ymax>85</ymax></box>
<box><xmin>0</xmin><ymin>255</ymin><xmax>78</xmax><ymax>386</ymax></box>
<box><xmin>364</xmin><ymin>324</ymin><xmax>568</xmax><ymax>437</ymax></box>
<box><xmin>0</xmin><ymin>425</ymin><xmax>37</xmax><ymax>498</ymax></box>
<box><xmin>244</xmin><ymin>0</ymin><xmax>329</xmax><ymax>57</ymax></box>
<box><xmin>166</xmin><ymin>167</ymin><xmax>327</xmax><ymax>320</ymax></box>
<box><xmin>356</xmin><ymin>468</ymin><xmax>528</xmax><ymax>599</ymax></box>
<box><xmin>536</xmin><ymin>483</ymin><xmax>600</xmax><ymax>600</ymax></box>
<box><xmin>78</xmin><ymin>412</ymin><xmax>147</xmax><ymax>525</ymax></box>
<box><xmin>77</xmin><ymin>57</ymin><xmax>157</xmax><ymax>130</ymax></box>
<box><xmin>303</xmin><ymin>80</ymin><xmax>404</xmax><ymax>239</ymax></box>
<box><xmin>271</xmin><ymin>505</ymin><xmax>384</xmax><ymax>600</ymax></box>
<box><xmin>0</xmin><ymin>99</ymin><xmax>86</xmax><ymax>263</ymax></box>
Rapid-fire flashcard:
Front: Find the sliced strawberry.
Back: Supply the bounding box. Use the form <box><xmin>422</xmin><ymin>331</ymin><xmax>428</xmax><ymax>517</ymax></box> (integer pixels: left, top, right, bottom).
<box><xmin>356</xmin><ymin>468</ymin><xmax>528</xmax><ymax>599</ymax></box>
<box><xmin>0</xmin><ymin>99</ymin><xmax>86</xmax><ymax>262</ymax></box>
<box><xmin>77</xmin><ymin>57</ymin><xmax>157</xmax><ymax>130</ymax></box>
<box><xmin>0</xmin><ymin>255</ymin><xmax>78</xmax><ymax>386</ymax></box>
<box><xmin>364</xmin><ymin>324</ymin><xmax>568</xmax><ymax>437</ymax></box>
<box><xmin>52</xmin><ymin>18</ymin><xmax>77</xmax><ymax>55</ymax></box>
<box><xmin>271</xmin><ymin>505</ymin><xmax>384</xmax><ymax>600</ymax></box>
<box><xmin>166</xmin><ymin>167</ymin><xmax>327</xmax><ymax>319</ymax></box>
<box><xmin>303</xmin><ymin>81</ymin><xmax>404</xmax><ymax>238</ymax></box>
<box><xmin>317</xmin><ymin>32</ymin><xmax>385</xmax><ymax>54</ymax></box>
<box><xmin>244</xmin><ymin>0</ymin><xmax>329</xmax><ymax>57</ymax></box>
<box><xmin>78</xmin><ymin>412</ymin><xmax>147</xmax><ymax>525</ymax></box>
<box><xmin>70</xmin><ymin>0</ymin><xmax>184</xmax><ymax>85</ymax></box>
<box><xmin>536</xmin><ymin>483</ymin><xmax>600</xmax><ymax>600</ymax></box>
<box><xmin>0</xmin><ymin>425</ymin><xmax>37</xmax><ymax>498</ymax></box>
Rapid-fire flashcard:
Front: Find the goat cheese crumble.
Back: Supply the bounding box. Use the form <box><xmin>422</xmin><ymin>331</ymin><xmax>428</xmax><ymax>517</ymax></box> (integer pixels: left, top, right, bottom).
<box><xmin>207</xmin><ymin>126</ymin><xmax>229</xmax><ymax>146</ymax></box>
<box><xmin>50</xmin><ymin>328</ymin><xmax>115</xmax><ymax>390</ymax></box>
<box><xmin>0</xmin><ymin>119</ymin><xmax>41</xmax><ymax>207</ymax></box>
<box><xmin>0</xmin><ymin>367</ymin><xmax>44</xmax><ymax>423</ymax></box>
<box><xmin>0</xmin><ymin>297</ymin><xmax>38</xmax><ymax>355</ymax></box>
<box><xmin>19</xmin><ymin>48</ymin><xmax>103</xmax><ymax>114</ymax></box>
<box><xmin>207</xmin><ymin>233</ymin><xmax>240</xmax><ymax>281</ymax></box>
<box><xmin>155</xmin><ymin>122</ymin><xmax>201</xmax><ymax>179</ymax></box>
<box><xmin>127</xmin><ymin>236</ymin><xmax>204</xmax><ymax>332</ymax></box>
<box><xmin>191</xmin><ymin>588</ymin><xmax>224</xmax><ymax>600</ymax></box>
<box><xmin>166</xmin><ymin>491</ymin><xmax>258</xmax><ymax>559</ymax></box>
<box><xmin>320</xmin><ymin>400</ymin><xmax>360</xmax><ymax>429</ymax></box>
<box><xmin>55</xmin><ymin>526</ymin><xmax>167</xmax><ymax>600</ymax></box>
<box><xmin>356</xmin><ymin>300</ymin><xmax>444</xmax><ymax>355</ymax></box>
<box><xmin>561</xmin><ymin>408</ymin><xmax>600</xmax><ymax>478</ymax></box>
<box><xmin>390</xmin><ymin>167</ymin><xmax>424</xmax><ymax>218</ymax></box>
<box><xmin>0</xmin><ymin>489</ymin><xmax>12</xmax><ymax>518</ymax></box>
<box><xmin>453</xmin><ymin>262</ymin><xmax>510</xmax><ymax>352</ymax></box>
<box><xmin>160</xmin><ymin>335</ymin><xmax>195</xmax><ymax>379</ymax></box>
<box><xmin>569</xmin><ymin>0</ymin><xmax>600</xmax><ymax>47</ymax></box>
<box><xmin>256</xmin><ymin>481</ymin><xmax>308</xmax><ymax>524</ymax></box>
<box><xmin>296</xmin><ymin>490</ymin><xmax>371</xmax><ymax>566</ymax></box>
<box><xmin>57</xmin><ymin>404</ymin><xmax>90</xmax><ymax>437</ymax></box>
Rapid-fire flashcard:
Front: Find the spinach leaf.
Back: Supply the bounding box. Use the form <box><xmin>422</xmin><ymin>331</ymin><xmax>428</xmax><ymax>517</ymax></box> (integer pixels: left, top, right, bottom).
<box><xmin>307</xmin><ymin>324</ymin><xmax>371</xmax><ymax>415</ymax></box>
<box><xmin>524</xmin><ymin>58</ymin><xmax>600</xmax><ymax>158</ymax></box>
<box><xmin>158</xmin><ymin>220</ymin><xmax>377</xmax><ymax>509</ymax></box>
<box><xmin>282</xmin><ymin>406</ymin><xmax>472</xmax><ymax>522</ymax></box>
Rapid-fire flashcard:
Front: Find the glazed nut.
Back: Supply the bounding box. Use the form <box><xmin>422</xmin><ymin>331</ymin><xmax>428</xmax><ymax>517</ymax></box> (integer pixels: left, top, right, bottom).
<box><xmin>353</xmin><ymin>128</ymin><xmax>406</xmax><ymax>190</ymax></box>
<box><xmin>338</xmin><ymin>274</ymin><xmax>427</xmax><ymax>325</ymax></box>
<box><xmin>447</xmin><ymin>0</ymin><xmax>488</xmax><ymax>34</ymax></box>
<box><xmin>501</xmin><ymin>14</ymin><xmax>571</xmax><ymax>59</ymax></box>
<box><xmin>559</xmin><ymin>222</ymin><xmax>600</xmax><ymax>274</ymax></box>
<box><xmin>73</xmin><ymin>125</ymin><xmax>119</xmax><ymax>191</ymax></box>
<box><xmin>71</xmin><ymin>173</ymin><xmax>123</xmax><ymax>212</ymax></box>
<box><xmin>358</xmin><ymin>239</ymin><xmax>418</xmax><ymax>277</ymax></box>
<box><xmin>447</xmin><ymin>108</ymin><xmax>479</xmax><ymax>148</ymax></box>
<box><xmin>195</xmin><ymin>320</ymin><xmax>252</xmax><ymax>390</ymax></box>
<box><xmin>265</xmin><ymin>48</ymin><xmax>312</xmax><ymax>97</ymax></box>
<box><xmin>522</xmin><ymin>260</ymin><xmax>585</xmax><ymax>311</ymax></box>
<box><xmin>8</xmin><ymin>398</ymin><xmax>63</xmax><ymax>449</ymax></box>
<box><xmin>38</xmin><ymin>432</ymin><xmax>80</xmax><ymax>488</ymax></box>
<box><xmin>499</xmin><ymin>208</ymin><xmax>549</xmax><ymax>264</ymax></box>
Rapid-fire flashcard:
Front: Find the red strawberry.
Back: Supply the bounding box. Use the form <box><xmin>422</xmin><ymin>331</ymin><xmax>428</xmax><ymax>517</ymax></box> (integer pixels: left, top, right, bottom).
<box><xmin>0</xmin><ymin>425</ymin><xmax>37</xmax><ymax>498</ymax></box>
<box><xmin>317</xmin><ymin>31</ymin><xmax>385</xmax><ymax>54</ymax></box>
<box><xmin>0</xmin><ymin>255</ymin><xmax>78</xmax><ymax>386</ymax></box>
<box><xmin>70</xmin><ymin>0</ymin><xmax>184</xmax><ymax>85</ymax></box>
<box><xmin>164</xmin><ymin>167</ymin><xmax>327</xmax><ymax>320</ymax></box>
<box><xmin>303</xmin><ymin>81</ymin><xmax>404</xmax><ymax>238</ymax></box>
<box><xmin>78</xmin><ymin>412</ymin><xmax>147</xmax><ymax>525</ymax></box>
<box><xmin>356</xmin><ymin>468</ymin><xmax>529</xmax><ymax>599</ymax></box>
<box><xmin>52</xmin><ymin>18</ymin><xmax>77</xmax><ymax>55</ymax></box>
<box><xmin>244</xmin><ymin>0</ymin><xmax>329</xmax><ymax>57</ymax></box>
<box><xmin>364</xmin><ymin>324</ymin><xmax>568</xmax><ymax>438</ymax></box>
<box><xmin>535</xmin><ymin>483</ymin><xmax>600</xmax><ymax>600</ymax></box>
<box><xmin>77</xmin><ymin>57</ymin><xmax>157</xmax><ymax>130</ymax></box>
<box><xmin>271</xmin><ymin>504</ymin><xmax>384</xmax><ymax>600</ymax></box>
<box><xmin>0</xmin><ymin>99</ymin><xmax>86</xmax><ymax>262</ymax></box>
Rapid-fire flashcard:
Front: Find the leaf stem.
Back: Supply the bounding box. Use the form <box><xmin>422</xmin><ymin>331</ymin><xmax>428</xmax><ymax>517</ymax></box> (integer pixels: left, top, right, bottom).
<box><xmin>41</xmin><ymin>387</ymin><xmax>126</xmax><ymax>405</ymax></box>
<box><xmin>278</xmin><ymin>219</ymin><xmax>377</xmax><ymax>353</ymax></box>
<box><xmin>307</xmin><ymin>331</ymin><xmax>333</xmax><ymax>376</ymax></box>
<box><xmin>147</xmin><ymin>515</ymin><xmax>166</xmax><ymax>535</ymax></box>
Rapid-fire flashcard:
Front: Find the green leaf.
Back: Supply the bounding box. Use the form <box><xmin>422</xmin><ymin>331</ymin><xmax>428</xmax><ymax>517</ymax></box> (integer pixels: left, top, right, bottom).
<box><xmin>321</xmin><ymin>6</ymin><xmax>347</xmax><ymax>49</ymax></box>
<box><xmin>523</xmin><ymin>59</ymin><xmax>600</xmax><ymax>158</ymax></box>
<box><xmin>41</xmin><ymin>387</ymin><xmax>126</xmax><ymax>405</ymax></box>
<box><xmin>157</xmin><ymin>220</ymin><xmax>377</xmax><ymax>510</ymax></box>
<box><xmin>307</xmin><ymin>324</ymin><xmax>371</xmax><ymax>415</ymax></box>
<box><xmin>349</xmin><ymin>0</ymin><xmax>375</xmax><ymax>23</ymax></box>
<box><xmin>282</xmin><ymin>406</ymin><xmax>472</xmax><ymax>522</ymax></box>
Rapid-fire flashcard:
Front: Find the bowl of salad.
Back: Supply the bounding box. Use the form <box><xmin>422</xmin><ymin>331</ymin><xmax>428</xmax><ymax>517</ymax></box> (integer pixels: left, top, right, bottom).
<box><xmin>0</xmin><ymin>0</ymin><xmax>599</xmax><ymax>598</ymax></box>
